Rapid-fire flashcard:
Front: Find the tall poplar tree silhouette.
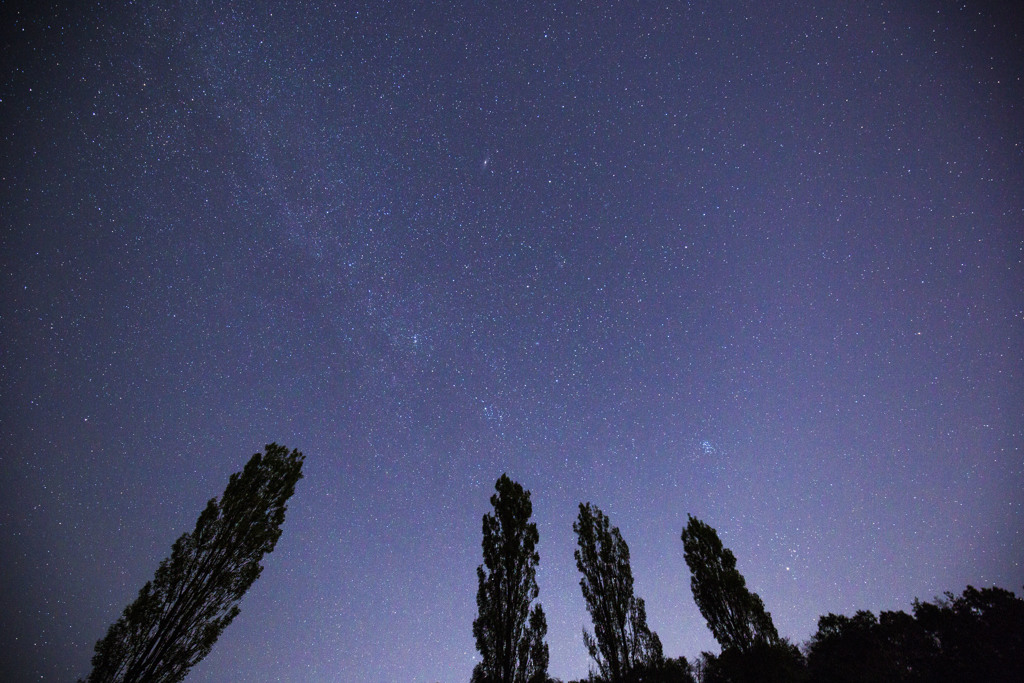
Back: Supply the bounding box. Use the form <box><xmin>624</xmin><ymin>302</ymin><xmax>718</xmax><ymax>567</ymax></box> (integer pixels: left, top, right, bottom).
<box><xmin>472</xmin><ymin>474</ymin><xmax>549</xmax><ymax>683</ymax></box>
<box><xmin>680</xmin><ymin>515</ymin><xmax>779</xmax><ymax>653</ymax></box>
<box><xmin>80</xmin><ymin>444</ymin><xmax>304</xmax><ymax>683</ymax></box>
<box><xmin>574</xmin><ymin>502</ymin><xmax>663</xmax><ymax>682</ymax></box>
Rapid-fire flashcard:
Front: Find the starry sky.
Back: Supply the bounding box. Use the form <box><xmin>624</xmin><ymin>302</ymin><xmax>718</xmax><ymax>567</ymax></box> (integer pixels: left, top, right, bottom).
<box><xmin>1</xmin><ymin>1</ymin><xmax>1022</xmax><ymax>681</ymax></box>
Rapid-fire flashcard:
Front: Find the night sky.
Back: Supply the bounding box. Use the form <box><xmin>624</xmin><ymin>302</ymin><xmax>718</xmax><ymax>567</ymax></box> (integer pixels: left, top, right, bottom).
<box><xmin>2</xmin><ymin>1</ymin><xmax>1022</xmax><ymax>681</ymax></box>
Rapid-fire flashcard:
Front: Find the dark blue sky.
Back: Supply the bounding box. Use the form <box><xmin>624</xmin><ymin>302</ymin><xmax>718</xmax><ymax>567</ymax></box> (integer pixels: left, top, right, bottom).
<box><xmin>2</xmin><ymin>1</ymin><xmax>1022</xmax><ymax>681</ymax></box>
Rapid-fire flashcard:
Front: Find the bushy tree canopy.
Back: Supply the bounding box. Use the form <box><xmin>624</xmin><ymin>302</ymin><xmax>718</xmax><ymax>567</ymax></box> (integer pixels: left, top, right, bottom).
<box><xmin>805</xmin><ymin>585</ymin><xmax>1024</xmax><ymax>683</ymax></box>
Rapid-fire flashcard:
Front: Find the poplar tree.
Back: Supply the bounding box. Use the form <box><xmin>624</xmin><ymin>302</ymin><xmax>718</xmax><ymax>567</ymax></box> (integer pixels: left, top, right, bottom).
<box><xmin>574</xmin><ymin>503</ymin><xmax>663</xmax><ymax>682</ymax></box>
<box><xmin>680</xmin><ymin>515</ymin><xmax>779</xmax><ymax>653</ymax></box>
<box><xmin>80</xmin><ymin>443</ymin><xmax>304</xmax><ymax>683</ymax></box>
<box><xmin>472</xmin><ymin>474</ymin><xmax>549</xmax><ymax>683</ymax></box>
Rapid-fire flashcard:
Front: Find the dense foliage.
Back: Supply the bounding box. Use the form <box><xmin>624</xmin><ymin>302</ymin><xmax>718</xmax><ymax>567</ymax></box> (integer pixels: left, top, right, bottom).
<box><xmin>80</xmin><ymin>444</ymin><xmax>304</xmax><ymax>683</ymax></box>
<box><xmin>573</xmin><ymin>503</ymin><xmax>665</xmax><ymax>682</ymax></box>
<box><xmin>473</xmin><ymin>474</ymin><xmax>550</xmax><ymax>683</ymax></box>
<box><xmin>680</xmin><ymin>515</ymin><xmax>780</xmax><ymax>655</ymax></box>
<box><xmin>805</xmin><ymin>585</ymin><xmax>1024</xmax><ymax>683</ymax></box>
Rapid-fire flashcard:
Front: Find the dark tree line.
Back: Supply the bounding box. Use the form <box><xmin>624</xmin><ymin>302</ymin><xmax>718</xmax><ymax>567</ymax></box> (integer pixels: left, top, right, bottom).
<box><xmin>805</xmin><ymin>585</ymin><xmax>1024</xmax><ymax>683</ymax></box>
<box><xmin>78</xmin><ymin>464</ymin><xmax>1022</xmax><ymax>682</ymax></box>
<box><xmin>473</xmin><ymin>475</ymin><xmax>1024</xmax><ymax>683</ymax></box>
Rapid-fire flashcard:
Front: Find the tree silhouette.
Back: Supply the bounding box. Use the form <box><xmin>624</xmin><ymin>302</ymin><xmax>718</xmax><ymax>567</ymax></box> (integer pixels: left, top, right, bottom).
<box><xmin>805</xmin><ymin>585</ymin><xmax>1024</xmax><ymax>683</ymax></box>
<box><xmin>623</xmin><ymin>656</ymin><xmax>696</xmax><ymax>683</ymax></box>
<box><xmin>472</xmin><ymin>474</ymin><xmax>549</xmax><ymax>683</ymax></box>
<box><xmin>525</xmin><ymin>603</ymin><xmax>551</xmax><ymax>683</ymax></box>
<box><xmin>574</xmin><ymin>503</ymin><xmax>663</xmax><ymax>682</ymax></box>
<box><xmin>698</xmin><ymin>639</ymin><xmax>805</xmax><ymax>683</ymax></box>
<box><xmin>79</xmin><ymin>443</ymin><xmax>304</xmax><ymax>683</ymax></box>
<box><xmin>680</xmin><ymin>515</ymin><xmax>779</xmax><ymax>654</ymax></box>
<box><xmin>912</xmin><ymin>585</ymin><xmax>1024</xmax><ymax>682</ymax></box>
<box><xmin>804</xmin><ymin>610</ymin><xmax>896</xmax><ymax>682</ymax></box>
